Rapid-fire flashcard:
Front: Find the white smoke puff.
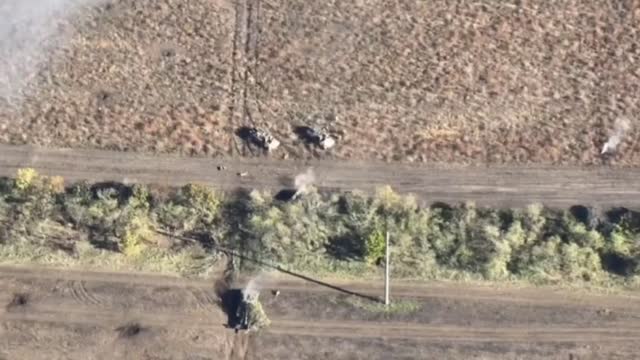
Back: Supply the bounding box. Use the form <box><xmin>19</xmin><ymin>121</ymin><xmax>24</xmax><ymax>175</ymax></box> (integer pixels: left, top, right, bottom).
<box><xmin>293</xmin><ymin>168</ymin><xmax>315</xmax><ymax>198</ymax></box>
<box><xmin>601</xmin><ymin>118</ymin><xmax>631</xmax><ymax>155</ymax></box>
<box><xmin>0</xmin><ymin>0</ymin><xmax>106</xmax><ymax>102</ymax></box>
<box><xmin>243</xmin><ymin>272</ymin><xmax>268</xmax><ymax>302</ymax></box>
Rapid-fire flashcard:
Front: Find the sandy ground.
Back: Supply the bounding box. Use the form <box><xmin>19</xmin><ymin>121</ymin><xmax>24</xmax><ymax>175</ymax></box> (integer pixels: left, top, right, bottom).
<box><xmin>1</xmin><ymin>265</ymin><xmax>639</xmax><ymax>359</ymax></box>
<box><xmin>0</xmin><ymin>0</ymin><xmax>639</xmax><ymax>165</ymax></box>
<box><xmin>2</xmin><ymin>144</ymin><xmax>640</xmax><ymax>208</ymax></box>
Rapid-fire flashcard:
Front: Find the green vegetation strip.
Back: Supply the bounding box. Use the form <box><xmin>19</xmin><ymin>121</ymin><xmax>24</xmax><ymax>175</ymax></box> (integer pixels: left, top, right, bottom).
<box><xmin>1</xmin><ymin>168</ymin><xmax>640</xmax><ymax>289</ymax></box>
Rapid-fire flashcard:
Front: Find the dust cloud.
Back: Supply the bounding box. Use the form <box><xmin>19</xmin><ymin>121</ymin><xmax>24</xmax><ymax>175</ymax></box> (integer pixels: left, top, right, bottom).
<box><xmin>601</xmin><ymin>118</ymin><xmax>632</xmax><ymax>155</ymax></box>
<box><xmin>293</xmin><ymin>168</ymin><xmax>316</xmax><ymax>196</ymax></box>
<box><xmin>0</xmin><ymin>0</ymin><xmax>105</xmax><ymax>103</ymax></box>
<box><xmin>243</xmin><ymin>272</ymin><xmax>268</xmax><ymax>299</ymax></box>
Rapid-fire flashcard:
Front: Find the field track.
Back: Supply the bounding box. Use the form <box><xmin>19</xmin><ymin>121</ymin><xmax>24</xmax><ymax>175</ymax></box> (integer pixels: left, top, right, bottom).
<box><xmin>1</xmin><ymin>265</ymin><xmax>640</xmax><ymax>359</ymax></box>
<box><xmin>1</xmin><ymin>144</ymin><xmax>640</xmax><ymax>207</ymax></box>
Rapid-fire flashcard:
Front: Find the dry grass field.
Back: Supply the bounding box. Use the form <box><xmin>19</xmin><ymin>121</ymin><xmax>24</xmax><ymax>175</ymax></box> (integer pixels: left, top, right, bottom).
<box><xmin>0</xmin><ymin>0</ymin><xmax>639</xmax><ymax>164</ymax></box>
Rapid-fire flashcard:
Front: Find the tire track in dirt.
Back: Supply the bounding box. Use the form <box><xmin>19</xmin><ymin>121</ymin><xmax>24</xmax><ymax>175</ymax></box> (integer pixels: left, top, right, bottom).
<box><xmin>10</xmin><ymin>276</ymin><xmax>640</xmax><ymax>337</ymax></box>
<box><xmin>189</xmin><ymin>287</ymin><xmax>219</xmax><ymax>311</ymax></box>
<box><xmin>241</xmin><ymin>0</ymin><xmax>266</xmax><ymax>158</ymax></box>
<box><xmin>229</xmin><ymin>0</ymin><xmax>263</xmax><ymax>158</ymax></box>
<box><xmin>1</xmin><ymin>318</ymin><xmax>228</xmax><ymax>359</ymax></box>
<box><xmin>250</xmin><ymin>0</ymin><xmax>269</xmax><ymax>133</ymax></box>
<box><xmin>2</xmin><ymin>144</ymin><xmax>640</xmax><ymax>208</ymax></box>
<box><xmin>246</xmin><ymin>0</ymin><xmax>269</xmax><ymax>134</ymax></box>
<box><xmin>3</xmin><ymin>265</ymin><xmax>640</xmax><ymax>313</ymax></box>
<box><xmin>4</xmin><ymin>304</ymin><xmax>640</xmax><ymax>344</ymax></box>
<box><xmin>270</xmin><ymin>319</ymin><xmax>640</xmax><ymax>343</ymax></box>
<box><xmin>69</xmin><ymin>280</ymin><xmax>102</xmax><ymax>306</ymax></box>
<box><xmin>228</xmin><ymin>333</ymin><xmax>250</xmax><ymax>360</ymax></box>
<box><xmin>229</xmin><ymin>0</ymin><xmax>248</xmax><ymax>156</ymax></box>
<box><xmin>241</xmin><ymin>0</ymin><xmax>254</xmax><ymax>126</ymax></box>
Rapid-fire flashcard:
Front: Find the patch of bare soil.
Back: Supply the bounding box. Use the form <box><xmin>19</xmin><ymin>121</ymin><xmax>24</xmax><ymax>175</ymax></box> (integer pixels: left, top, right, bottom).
<box><xmin>1</xmin><ymin>0</ymin><xmax>639</xmax><ymax>166</ymax></box>
<box><xmin>250</xmin><ymin>335</ymin><xmax>633</xmax><ymax>360</ymax></box>
<box><xmin>0</xmin><ymin>266</ymin><xmax>639</xmax><ymax>359</ymax></box>
<box><xmin>261</xmin><ymin>290</ymin><xmax>640</xmax><ymax>327</ymax></box>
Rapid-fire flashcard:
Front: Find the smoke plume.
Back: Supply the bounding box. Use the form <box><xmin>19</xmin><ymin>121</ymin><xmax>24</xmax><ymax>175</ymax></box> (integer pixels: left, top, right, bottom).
<box><xmin>601</xmin><ymin>118</ymin><xmax>631</xmax><ymax>155</ymax></box>
<box><xmin>0</xmin><ymin>0</ymin><xmax>104</xmax><ymax>103</ymax></box>
<box><xmin>243</xmin><ymin>272</ymin><xmax>268</xmax><ymax>300</ymax></box>
<box><xmin>293</xmin><ymin>168</ymin><xmax>316</xmax><ymax>196</ymax></box>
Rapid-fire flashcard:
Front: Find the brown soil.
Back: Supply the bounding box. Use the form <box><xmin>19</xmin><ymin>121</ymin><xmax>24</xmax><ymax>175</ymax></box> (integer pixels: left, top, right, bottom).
<box><xmin>1</xmin><ymin>1</ymin><xmax>639</xmax><ymax>165</ymax></box>
<box><xmin>1</xmin><ymin>265</ymin><xmax>639</xmax><ymax>359</ymax></box>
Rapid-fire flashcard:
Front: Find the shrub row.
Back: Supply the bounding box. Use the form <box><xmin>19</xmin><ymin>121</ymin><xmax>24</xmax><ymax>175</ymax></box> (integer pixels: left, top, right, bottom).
<box><xmin>1</xmin><ymin>169</ymin><xmax>639</xmax><ymax>285</ymax></box>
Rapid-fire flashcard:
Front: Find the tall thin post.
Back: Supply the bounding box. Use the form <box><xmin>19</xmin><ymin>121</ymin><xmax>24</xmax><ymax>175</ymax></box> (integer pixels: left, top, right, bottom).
<box><xmin>384</xmin><ymin>230</ymin><xmax>390</xmax><ymax>306</ymax></box>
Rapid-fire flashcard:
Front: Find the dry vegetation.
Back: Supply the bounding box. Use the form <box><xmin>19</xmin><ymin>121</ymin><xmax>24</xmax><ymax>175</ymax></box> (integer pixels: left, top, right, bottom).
<box><xmin>0</xmin><ymin>0</ymin><xmax>639</xmax><ymax>164</ymax></box>
<box><xmin>256</xmin><ymin>0</ymin><xmax>640</xmax><ymax>164</ymax></box>
<box><xmin>0</xmin><ymin>0</ymin><xmax>236</xmax><ymax>156</ymax></box>
<box><xmin>2</xmin><ymin>169</ymin><xmax>640</xmax><ymax>289</ymax></box>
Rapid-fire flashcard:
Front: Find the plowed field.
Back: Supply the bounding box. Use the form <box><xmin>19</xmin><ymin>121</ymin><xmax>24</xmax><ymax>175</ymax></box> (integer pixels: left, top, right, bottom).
<box><xmin>1</xmin><ymin>0</ymin><xmax>639</xmax><ymax>165</ymax></box>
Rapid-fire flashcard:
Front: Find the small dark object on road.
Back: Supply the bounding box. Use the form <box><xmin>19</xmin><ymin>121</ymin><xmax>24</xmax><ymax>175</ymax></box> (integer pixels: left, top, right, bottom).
<box><xmin>7</xmin><ymin>293</ymin><xmax>29</xmax><ymax>309</ymax></box>
<box><xmin>116</xmin><ymin>322</ymin><xmax>145</xmax><ymax>338</ymax></box>
<box><xmin>272</xmin><ymin>289</ymin><xmax>280</xmax><ymax>297</ymax></box>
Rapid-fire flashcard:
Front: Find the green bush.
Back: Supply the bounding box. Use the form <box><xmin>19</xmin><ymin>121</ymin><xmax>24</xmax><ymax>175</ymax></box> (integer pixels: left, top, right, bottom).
<box><xmin>155</xmin><ymin>202</ymin><xmax>197</xmax><ymax>233</ymax></box>
<box><xmin>116</xmin><ymin>185</ymin><xmax>156</xmax><ymax>256</ymax></box>
<box><xmin>80</xmin><ymin>188</ymin><xmax>123</xmax><ymax>240</ymax></box>
<box><xmin>246</xmin><ymin>190</ymin><xmax>334</xmax><ymax>267</ymax></box>
<box><xmin>129</xmin><ymin>185</ymin><xmax>150</xmax><ymax>211</ymax></box>
<box><xmin>5</xmin><ymin>169</ymin><xmax>65</xmax><ymax>242</ymax></box>
<box><xmin>607</xmin><ymin>225</ymin><xmax>635</xmax><ymax>257</ymax></box>
<box><xmin>386</xmin><ymin>206</ymin><xmax>438</xmax><ymax>277</ymax></box>
<box><xmin>179</xmin><ymin>184</ymin><xmax>220</xmax><ymax>226</ymax></box>
<box><xmin>560</xmin><ymin>242</ymin><xmax>602</xmax><ymax>281</ymax></box>
<box><xmin>155</xmin><ymin>184</ymin><xmax>220</xmax><ymax>234</ymax></box>
<box><xmin>121</xmin><ymin>212</ymin><xmax>154</xmax><ymax>257</ymax></box>
<box><xmin>601</xmin><ymin>224</ymin><xmax>639</xmax><ymax>276</ymax></box>
<box><xmin>364</xmin><ymin>229</ymin><xmax>385</xmax><ymax>265</ymax></box>
<box><xmin>516</xmin><ymin>235</ymin><xmax>564</xmax><ymax>282</ymax></box>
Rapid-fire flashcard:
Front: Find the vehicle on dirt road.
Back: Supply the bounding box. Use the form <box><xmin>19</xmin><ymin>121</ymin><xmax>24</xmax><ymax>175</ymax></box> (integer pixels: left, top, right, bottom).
<box><xmin>234</xmin><ymin>289</ymin><xmax>270</xmax><ymax>332</ymax></box>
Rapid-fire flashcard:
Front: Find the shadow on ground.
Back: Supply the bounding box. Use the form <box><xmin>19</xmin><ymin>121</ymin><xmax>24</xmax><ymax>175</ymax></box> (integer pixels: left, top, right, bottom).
<box><xmin>160</xmin><ymin>231</ymin><xmax>381</xmax><ymax>304</ymax></box>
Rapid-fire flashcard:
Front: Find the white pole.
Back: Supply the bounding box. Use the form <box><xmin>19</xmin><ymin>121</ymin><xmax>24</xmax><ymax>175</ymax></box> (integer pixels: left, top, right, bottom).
<box><xmin>384</xmin><ymin>230</ymin><xmax>390</xmax><ymax>306</ymax></box>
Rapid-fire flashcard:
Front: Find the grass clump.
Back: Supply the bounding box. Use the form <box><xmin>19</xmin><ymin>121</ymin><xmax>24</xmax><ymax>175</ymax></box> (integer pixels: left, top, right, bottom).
<box><xmin>345</xmin><ymin>296</ymin><xmax>421</xmax><ymax>315</ymax></box>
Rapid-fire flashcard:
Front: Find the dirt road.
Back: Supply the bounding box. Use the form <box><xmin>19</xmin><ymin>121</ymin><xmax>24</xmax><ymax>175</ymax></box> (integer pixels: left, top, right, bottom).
<box><xmin>1</xmin><ymin>265</ymin><xmax>639</xmax><ymax>359</ymax></box>
<box><xmin>1</xmin><ymin>144</ymin><xmax>640</xmax><ymax>208</ymax></box>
